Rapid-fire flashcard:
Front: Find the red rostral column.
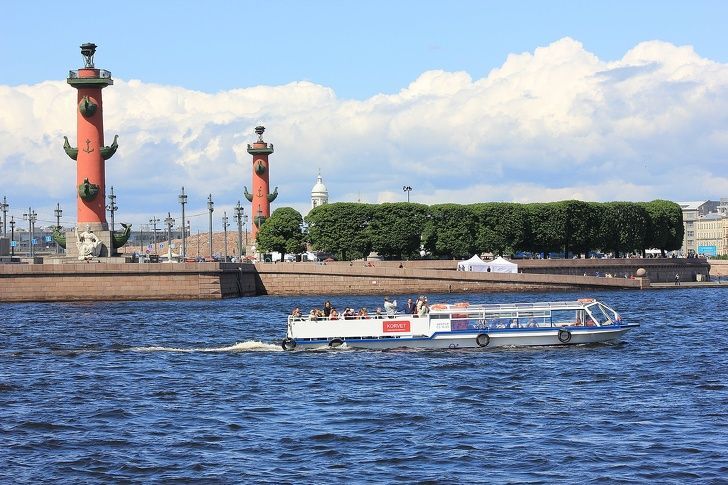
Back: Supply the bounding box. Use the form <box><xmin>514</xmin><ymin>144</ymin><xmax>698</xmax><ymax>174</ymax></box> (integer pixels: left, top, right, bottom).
<box><xmin>245</xmin><ymin>126</ymin><xmax>278</xmax><ymax>239</ymax></box>
<box><xmin>64</xmin><ymin>43</ymin><xmax>118</xmax><ymax>231</ymax></box>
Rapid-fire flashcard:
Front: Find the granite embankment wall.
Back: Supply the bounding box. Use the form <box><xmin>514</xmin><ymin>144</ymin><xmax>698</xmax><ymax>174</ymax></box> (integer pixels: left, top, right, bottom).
<box><xmin>0</xmin><ymin>263</ymin><xmax>258</xmax><ymax>302</ymax></box>
<box><xmin>252</xmin><ymin>263</ymin><xmax>646</xmax><ymax>295</ymax></box>
<box><xmin>0</xmin><ymin>258</ymin><xmax>714</xmax><ymax>302</ymax></box>
<box><xmin>322</xmin><ymin>258</ymin><xmax>712</xmax><ymax>283</ymax></box>
<box><xmin>709</xmin><ymin>260</ymin><xmax>728</xmax><ymax>277</ymax></box>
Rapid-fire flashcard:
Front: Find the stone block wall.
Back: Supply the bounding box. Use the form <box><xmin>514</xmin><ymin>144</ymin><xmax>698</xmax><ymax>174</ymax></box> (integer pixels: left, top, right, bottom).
<box><xmin>0</xmin><ymin>262</ymin><xmax>258</xmax><ymax>302</ymax></box>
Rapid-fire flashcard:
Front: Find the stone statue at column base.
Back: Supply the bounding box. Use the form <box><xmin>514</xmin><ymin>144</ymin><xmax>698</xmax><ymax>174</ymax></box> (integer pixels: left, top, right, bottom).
<box><xmin>75</xmin><ymin>225</ymin><xmax>103</xmax><ymax>260</ymax></box>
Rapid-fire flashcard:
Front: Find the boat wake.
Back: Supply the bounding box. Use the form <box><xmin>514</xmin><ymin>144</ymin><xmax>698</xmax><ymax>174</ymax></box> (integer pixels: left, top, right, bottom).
<box><xmin>130</xmin><ymin>341</ymin><xmax>283</xmax><ymax>353</ymax></box>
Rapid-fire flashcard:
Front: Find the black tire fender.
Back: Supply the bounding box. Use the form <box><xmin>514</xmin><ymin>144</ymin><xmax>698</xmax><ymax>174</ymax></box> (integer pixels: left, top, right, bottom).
<box><xmin>476</xmin><ymin>333</ymin><xmax>490</xmax><ymax>348</ymax></box>
<box><xmin>558</xmin><ymin>328</ymin><xmax>572</xmax><ymax>343</ymax></box>
<box><xmin>282</xmin><ymin>338</ymin><xmax>296</xmax><ymax>351</ymax></box>
<box><xmin>329</xmin><ymin>338</ymin><xmax>344</xmax><ymax>348</ymax></box>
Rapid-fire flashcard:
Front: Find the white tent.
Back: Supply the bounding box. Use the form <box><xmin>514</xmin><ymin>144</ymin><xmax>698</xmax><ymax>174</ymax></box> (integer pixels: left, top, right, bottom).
<box><xmin>485</xmin><ymin>256</ymin><xmax>518</xmax><ymax>273</ymax></box>
<box><xmin>457</xmin><ymin>254</ymin><xmax>489</xmax><ymax>272</ymax></box>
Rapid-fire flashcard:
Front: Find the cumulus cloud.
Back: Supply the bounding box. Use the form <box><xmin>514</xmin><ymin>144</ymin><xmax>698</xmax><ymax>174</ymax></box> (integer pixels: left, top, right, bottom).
<box><xmin>1</xmin><ymin>37</ymin><xmax>726</xmax><ymax>229</ymax></box>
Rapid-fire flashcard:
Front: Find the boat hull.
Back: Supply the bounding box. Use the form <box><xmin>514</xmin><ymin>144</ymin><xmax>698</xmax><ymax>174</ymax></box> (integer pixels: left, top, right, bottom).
<box><xmin>284</xmin><ymin>325</ymin><xmax>636</xmax><ymax>351</ymax></box>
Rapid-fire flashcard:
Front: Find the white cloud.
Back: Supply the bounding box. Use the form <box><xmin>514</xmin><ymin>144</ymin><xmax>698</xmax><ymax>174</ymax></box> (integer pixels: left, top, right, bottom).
<box><xmin>1</xmin><ymin>37</ymin><xmax>726</xmax><ymax>230</ymax></box>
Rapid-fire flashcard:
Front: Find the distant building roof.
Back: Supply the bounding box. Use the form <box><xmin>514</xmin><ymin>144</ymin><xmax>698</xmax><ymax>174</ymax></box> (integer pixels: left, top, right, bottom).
<box><xmin>678</xmin><ymin>201</ymin><xmax>709</xmax><ymax>210</ymax></box>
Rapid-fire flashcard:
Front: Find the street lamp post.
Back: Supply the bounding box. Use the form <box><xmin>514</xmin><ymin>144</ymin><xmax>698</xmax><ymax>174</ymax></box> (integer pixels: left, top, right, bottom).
<box><xmin>222</xmin><ymin>211</ymin><xmax>229</xmax><ymax>262</ymax></box>
<box><xmin>149</xmin><ymin>216</ymin><xmax>160</xmax><ymax>254</ymax></box>
<box><xmin>9</xmin><ymin>216</ymin><xmax>15</xmax><ymax>256</ymax></box>
<box><xmin>403</xmin><ymin>185</ymin><xmax>413</xmax><ymax>203</ymax></box>
<box><xmin>54</xmin><ymin>203</ymin><xmax>63</xmax><ymax>254</ymax></box>
<box><xmin>178</xmin><ymin>186</ymin><xmax>187</xmax><ymax>259</ymax></box>
<box><xmin>23</xmin><ymin>207</ymin><xmax>37</xmax><ymax>258</ymax></box>
<box><xmin>243</xmin><ymin>211</ymin><xmax>248</xmax><ymax>254</ymax></box>
<box><xmin>0</xmin><ymin>196</ymin><xmax>8</xmax><ymax>236</ymax></box>
<box><xmin>234</xmin><ymin>201</ymin><xmax>243</xmax><ymax>261</ymax></box>
<box><xmin>106</xmin><ymin>186</ymin><xmax>117</xmax><ymax>255</ymax></box>
<box><xmin>207</xmin><ymin>194</ymin><xmax>214</xmax><ymax>259</ymax></box>
<box><xmin>164</xmin><ymin>212</ymin><xmax>175</xmax><ymax>262</ymax></box>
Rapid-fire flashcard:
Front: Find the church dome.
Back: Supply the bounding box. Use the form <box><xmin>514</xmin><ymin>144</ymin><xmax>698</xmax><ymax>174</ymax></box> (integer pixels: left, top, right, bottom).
<box><xmin>312</xmin><ymin>174</ymin><xmax>327</xmax><ymax>195</ymax></box>
<box><xmin>311</xmin><ymin>172</ymin><xmax>329</xmax><ymax>209</ymax></box>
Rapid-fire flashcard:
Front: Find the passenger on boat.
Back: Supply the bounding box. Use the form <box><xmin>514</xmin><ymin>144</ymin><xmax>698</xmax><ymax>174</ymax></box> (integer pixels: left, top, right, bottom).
<box><xmin>358</xmin><ymin>307</ymin><xmax>370</xmax><ymax>319</ymax></box>
<box><xmin>416</xmin><ymin>296</ymin><xmax>429</xmax><ymax>317</ymax></box>
<box><xmin>309</xmin><ymin>309</ymin><xmax>318</xmax><ymax>321</ymax></box>
<box><xmin>406</xmin><ymin>298</ymin><xmax>417</xmax><ymax>315</ymax></box>
<box><xmin>383</xmin><ymin>297</ymin><xmax>398</xmax><ymax>316</ymax></box>
<box><xmin>343</xmin><ymin>308</ymin><xmax>355</xmax><ymax>320</ymax></box>
<box><xmin>330</xmin><ymin>308</ymin><xmax>339</xmax><ymax>320</ymax></box>
<box><xmin>291</xmin><ymin>307</ymin><xmax>302</xmax><ymax>318</ymax></box>
<box><xmin>374</xmin><ymin>307</ymin><xmax>383</xmax><ymax>318</ymax></box>
<box><xmin>323</xmin><ymin>300</ymin><xmax>333</xmax><ymax>317</ymax></box>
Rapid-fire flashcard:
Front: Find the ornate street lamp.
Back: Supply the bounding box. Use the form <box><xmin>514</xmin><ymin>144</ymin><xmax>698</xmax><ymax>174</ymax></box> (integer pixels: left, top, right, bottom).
<box><xmin>106</xmin><ymin>185</ymin><xmax>118</xmax><ymax>236</ymax></box>
<box><xmin>403</xmin><ymin>185</ymin><xmax>413</xmax><ymax>203</ymax></box>
<box><xmin>149</xmin><ymin>216</ymin><xmax>160</xmax><ymax>254</ymax></box>
<box><xmin>23</xmin><ymin>207</ymin><xmax>37</xmax><ymax>257</ymax></box>
<box><xmin>222</xmin><ymin>211</ymin><xmax>229</xmax><ymax>262</ymax></box>
<box><xmin>207</xmin><ymin>194</ymin><xmax>214</xmax><ymax>259</ymax></box>
<box><xmin>54</xmin><ymin>203</ymin><xmax>63</xmax><ymax>254</ymax></box>
<box><xmin>164</xmin><ymin>212</ymin><xmax>175</xmax><ymax>262</ymax></box>
<box><xmin>9</xmin><ymin>216</ymin><xmax>15</xmax><ymax>256</ymax></box>
<box><xmin>0</xmin><ymin>196</ymin><xmax>8</xmax><ymax>236</ymax></box>
<box><xmin>178</xmin><ymin>186</ymin><xmax>187</xmax><ymax>259</ymax></box>
<box><xmin>234</xmin><ymin>201</ymin><xmax>244</xmax><ymax>261</ymax></box>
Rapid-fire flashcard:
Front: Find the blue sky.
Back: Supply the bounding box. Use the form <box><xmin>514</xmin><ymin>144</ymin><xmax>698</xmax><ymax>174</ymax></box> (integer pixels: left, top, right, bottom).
<box><xmin>1</xmin><ymin>1</ymin><xmax>727</xmax><ymax>230</ymax></box>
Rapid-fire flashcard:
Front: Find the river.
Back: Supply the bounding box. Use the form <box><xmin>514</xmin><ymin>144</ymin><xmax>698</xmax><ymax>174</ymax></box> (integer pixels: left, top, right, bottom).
<box><xmin>1</xmin><ymin>288</ymin><xmax>726</xmax><ymax>483</ymax></box>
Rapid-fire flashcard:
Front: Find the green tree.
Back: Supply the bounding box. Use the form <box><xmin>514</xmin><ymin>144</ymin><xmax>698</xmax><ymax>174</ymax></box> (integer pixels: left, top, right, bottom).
<box><xmin>597</xmin><ymin>202</ymin><xmax>648</xmax><ymax>257</ymax></box>
<box><xmin>471</xmin><ymin>203</ymin><xmax>529</xmax><ymax>256</ymax></box>
<box><xmin>255</xmin><ymin>207</ymin><xmax>305</xmax><ymax>261</ymax></box>
<box><xmin>305</xmin><ymin>203</ymin><xmax>373</xmax><ymax>260</ymax></box>
<box><xmin>525</xmin><ymin>203</ymin><xmax>567</xmax><ymax>257</ymax></box>
<box><xmin>367</xmin><ymin>203</ymin><xmax>429</xmax><ymax>259</ymax></box>
<box><xmin>422</xmin><ymin>204</ymin><xmax>477</xmax><ymax>258</ymax></box>
<box><xmin>641</xmin><ymin>200</ymin><xmax>684</xmax><ymax>256</ymax></box>
<box><xmin>563</xmin><ymin>200</ymin><xmax>602</xmax><ymax>257</ymax></box>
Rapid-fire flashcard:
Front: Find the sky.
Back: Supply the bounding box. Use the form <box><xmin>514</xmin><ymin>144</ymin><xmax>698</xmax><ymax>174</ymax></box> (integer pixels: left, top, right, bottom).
<box><xmin>1</xmin><ymin>0</ymin><xmax>727</xmax><ymax>231</ymax></box>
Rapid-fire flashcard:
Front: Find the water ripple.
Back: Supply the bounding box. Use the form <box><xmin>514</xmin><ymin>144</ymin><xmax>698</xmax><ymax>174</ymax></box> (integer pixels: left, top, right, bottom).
<box><xmin>1</xmin><ymin>289</ymin><xmax>727</xmax><ymax>482</ymax></box>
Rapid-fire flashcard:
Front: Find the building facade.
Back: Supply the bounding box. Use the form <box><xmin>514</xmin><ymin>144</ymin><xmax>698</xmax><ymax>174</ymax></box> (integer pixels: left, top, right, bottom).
<box><xmin>679</xmin><ymin>200</ymin><xmax>725</xmax><ymax>256</ymax></box>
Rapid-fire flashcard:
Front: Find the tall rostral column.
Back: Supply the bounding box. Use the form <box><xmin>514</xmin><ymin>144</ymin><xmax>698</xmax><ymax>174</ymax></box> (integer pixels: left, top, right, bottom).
<box><xmin>244</xmin><ymin>126</ymin><xmax>278</xmax><ymax>239</ymax></box>
<box><xmin>63</xmin><ymin>43</ymin><xmax>120</xmax><ymax>257</ymax></box>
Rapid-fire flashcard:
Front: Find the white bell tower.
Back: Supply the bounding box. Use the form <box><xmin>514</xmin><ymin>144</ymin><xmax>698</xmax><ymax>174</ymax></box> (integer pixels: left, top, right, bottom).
<box><xmin>311</xmin><ymin>171</ymin><xmax>329</xmax><ymax>209</ymax></box>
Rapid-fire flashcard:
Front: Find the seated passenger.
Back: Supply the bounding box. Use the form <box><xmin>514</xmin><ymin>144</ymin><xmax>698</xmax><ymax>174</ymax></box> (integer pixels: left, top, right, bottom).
<box><xmin>343</xmin><ymin>308</ymin><xmax>355</xmax><ymax>320</ymax></box>
<box><xmin>358</xmin><ymin>307</ymin><xmax>369</xmax><ymax>319</ymax></box>
<box><xmin>329</xmin><ymin>308</ymin><xmax>339</xmax><ymax>320</ymax></box>
<box><xmin>309</xmin><ymin>309</ymin><xmax>318</xmax><ymax>321</ymax></box>
<box><xmin>374</xmin><ymin>307</ymin><xmax>383</xmax><ymax>318</ymax></box>
<box><xmin>291</xmin><ymin>307</ymin><xmax>302</xmax><ymax>318</ymax></box>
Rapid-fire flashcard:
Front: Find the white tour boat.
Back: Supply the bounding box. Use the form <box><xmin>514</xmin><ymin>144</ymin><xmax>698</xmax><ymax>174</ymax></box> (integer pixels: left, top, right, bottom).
<box><xmin>281</xmin><ymin>299</ymin><xmax>637</xmax><ymax>351</ymax></box>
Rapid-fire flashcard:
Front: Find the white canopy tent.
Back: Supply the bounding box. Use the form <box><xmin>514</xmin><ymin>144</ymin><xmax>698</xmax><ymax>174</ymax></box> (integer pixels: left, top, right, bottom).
<box><xmin>486</xmin><ymin>256</ymin><xmax>518</xmax><ymax>273</ymax></box>
<box><xmin>457</xmin><ymin>255</ymin><xmax>489</xmax><ymax>272</ymax></box>
<box><xmin>458</xmin><ymin>255</ymin><xmax>518</xmax><ymax>273</ymax></box>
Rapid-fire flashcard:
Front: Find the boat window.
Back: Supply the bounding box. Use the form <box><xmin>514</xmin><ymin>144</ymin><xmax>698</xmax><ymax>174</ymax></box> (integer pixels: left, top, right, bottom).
<box><xmin>550</xmin><ymin>309</ymin><xmax>581</xmax><ymax>327</ymax></box>
<box><xmin>587</xmin><ymin>304</ymin><xmax>612</xmax><ymax>326</ymax></box>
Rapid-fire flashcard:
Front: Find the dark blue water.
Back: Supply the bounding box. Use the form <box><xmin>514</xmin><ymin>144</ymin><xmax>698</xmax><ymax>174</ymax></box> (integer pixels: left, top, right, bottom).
<box><xmin>2</xmin><ymin>289</ymin><xmax>727</xmax><ymax>483</ymax></box>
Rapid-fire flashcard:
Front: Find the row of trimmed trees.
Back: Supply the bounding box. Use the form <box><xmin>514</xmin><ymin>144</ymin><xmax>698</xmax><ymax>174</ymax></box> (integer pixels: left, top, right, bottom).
<box><xmin>255</xmin><ymin>200</ymin><xmax>684</xmax><ymax>261</ymax></box>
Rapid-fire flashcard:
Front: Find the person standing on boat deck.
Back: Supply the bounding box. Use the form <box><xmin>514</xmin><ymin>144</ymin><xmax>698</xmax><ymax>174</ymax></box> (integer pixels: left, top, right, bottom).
<box><xmin>406</xmin><ymin>298</ymin><xmax>417</xmax><ymax>315</ymax></box>
<box><xmin>323</xmin><ymin>300</ymin><xmax>333</xmax><ymax>317</ymax></box>
<box><xmin>383</xmin><ymin>297</ymin><xmax>397</xmax><ymax>316</ymax></box>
